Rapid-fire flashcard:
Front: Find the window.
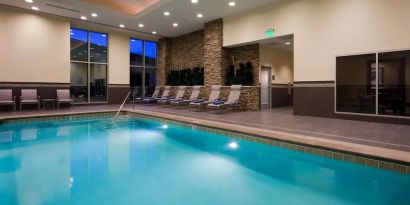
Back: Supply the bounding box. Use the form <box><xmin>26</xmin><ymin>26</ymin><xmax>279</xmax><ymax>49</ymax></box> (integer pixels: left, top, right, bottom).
<box><xmin>336</xmin><ymin>50</ymin><xmax>410</xmax><ymax>117</ymax></box>
<box><xmin>130</xmin><ymin>39</ymin><xmax>157</xmax><ymax>97</ymax></box>
<box><xmin>70</xmin><ymin>28</ymin><xmax>108</xmax><ymax>103</ymax></box>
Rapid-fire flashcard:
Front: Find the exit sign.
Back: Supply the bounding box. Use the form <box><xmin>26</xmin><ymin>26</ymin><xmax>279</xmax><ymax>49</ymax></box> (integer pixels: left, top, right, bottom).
<box><xmin>265</xmin><ymin>28</ymin><xmax>275</xmax><ymax>38</ymax></box>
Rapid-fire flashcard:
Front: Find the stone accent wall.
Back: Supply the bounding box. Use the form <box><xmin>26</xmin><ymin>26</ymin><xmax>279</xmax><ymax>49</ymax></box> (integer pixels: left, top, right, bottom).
<box><xmin>157</xmin><ymin>38</ymin><xmax>172</xmax><ymax>86</ymax></box>
<box><xmin>204</xmin><ymin>19</ymin><xmax>224</xmax><ymax>86</ymax></box>
<box><xmin>227</xmin><ymin>44</ymin><xmax>260</xmax><ymax>85</ymax></box>
<box><xmin>156</xmin><ymin>18</ymin><xmax>261</xmax><ymax>110</ymax></box>
<box><xmin>171</xmin><ymin>30</ymin><xmax>204</xmax><ymax>69</ymax></box>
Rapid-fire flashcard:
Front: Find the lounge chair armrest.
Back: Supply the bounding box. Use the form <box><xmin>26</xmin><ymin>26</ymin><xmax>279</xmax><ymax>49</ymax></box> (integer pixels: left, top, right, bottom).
<box><xmin>38</xmin><ymin>96</ymin><xmax>41</xmax><ymax>101</ymax></box>
<box><xmin>13</xmin><ymin>96</ymin><xmax>16</xmax><ymax>102</ymax></box>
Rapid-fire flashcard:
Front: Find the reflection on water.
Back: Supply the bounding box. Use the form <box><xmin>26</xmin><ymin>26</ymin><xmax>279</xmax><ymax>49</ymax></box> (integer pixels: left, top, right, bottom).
<box><xmin>0</xmin><ymin>118</ymin><xmax>409</xmax><ymax>205</ymax></box>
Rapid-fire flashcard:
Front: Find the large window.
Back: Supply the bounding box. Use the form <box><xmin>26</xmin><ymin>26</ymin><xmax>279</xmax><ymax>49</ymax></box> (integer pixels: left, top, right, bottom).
<box><xmin>70</xmin><ymin>28</ymin><xmax>108</xmax><ymax>103</ymax></box>
<box><xmin>336</xmin><ymin>50</ymin><xmax>410</xmax><ymax>117</ymax></box>
<box><xmin>130</xmin><ymin>39</ymin><xmax>157</xmax><ymax>97</ymax></box>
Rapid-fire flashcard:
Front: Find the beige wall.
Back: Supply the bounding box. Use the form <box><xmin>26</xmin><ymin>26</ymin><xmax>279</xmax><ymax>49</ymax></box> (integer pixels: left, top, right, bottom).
<box><xmin>0</xmin><ymin>6</ymin><xmax>70</xmax><ymax>83</ymax></box>
<box><xmin>0</xmin><ymin>6</ymin><xmax>159</xmax><ymax>85</ymax></box>
<box><xmin>223</xmin><ymin>0</ymin><xmax>410</xmax><ymax>82</ymax></box>
<box><xmin>259</xmin><ymin>45</ymin><xmax>293</xmax><ymax>84</ymax></box>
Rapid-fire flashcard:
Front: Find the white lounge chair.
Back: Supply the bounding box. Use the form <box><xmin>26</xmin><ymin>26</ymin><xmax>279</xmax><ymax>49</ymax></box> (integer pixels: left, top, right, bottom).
<box><xmin>57</xmin><ymin>89</ymin><xmax>74</xmax><ymax>109</ymax></box>
<box><xmin>158</xmin><ymin>86</ymin><xmax>186</xmax><ymax>105</ymax></box>
<box><xmin>207</xmin><ymin>85</ymin><xmax>242</xmax><ymax>111</ymax></box>
<box><xmin>0</xmin><ymin>89</ymin><xmax>16</xmax><ymax>112</ymax></box>
<box><xmin>144</xmin><ymin>86</ymin><xmax>170</xmax><ymax>104</ymax></box>
<box><xmin>189</xmin><ymin>85</ymin><xmax>221</xmax><ymax>111</ymax></box>
<box><xmin>171</xmin><ymin>85</ymin><xmax>201</xmax><ymax>106</ymax></box>
<box><xmin>131</xmin><ymin>86</ymin><xmax>160</xmax><ymax>103</ymax></box>
<box><xmin>20</xmin><ymin>89</ymin><xmax>40</xmax><ymax>111</ymax></box>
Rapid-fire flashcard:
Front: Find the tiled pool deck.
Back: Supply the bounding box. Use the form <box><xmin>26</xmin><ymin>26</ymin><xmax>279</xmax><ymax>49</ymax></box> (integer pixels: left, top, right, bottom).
<box><xmin>1</xmin><ymin>104</ymin><xmax>409</xmax><ymax>172</ymax></box>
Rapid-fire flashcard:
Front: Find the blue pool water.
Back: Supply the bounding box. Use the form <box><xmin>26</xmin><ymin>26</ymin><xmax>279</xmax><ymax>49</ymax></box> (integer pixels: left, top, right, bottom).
<box><xmin>0</xmin><ymin>116</ymin><xmax>409</xmax><ymax>205</ymax></box>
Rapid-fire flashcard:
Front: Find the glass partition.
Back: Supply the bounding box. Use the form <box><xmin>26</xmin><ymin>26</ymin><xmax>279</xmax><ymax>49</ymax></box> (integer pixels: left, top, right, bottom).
<box><xmin>336</xmin><ymin>54</ymin><xmax>377</xmax><ymax>114</ymax></box>
<box><xmin>378</xmin><ymin>50</ymin><xmax>410</xmax><ymax>116</ymax></box>
<box><xmin>336</xmin><ymin>50</ymin><xmax>410</xmax><ymax>118</ymax></box>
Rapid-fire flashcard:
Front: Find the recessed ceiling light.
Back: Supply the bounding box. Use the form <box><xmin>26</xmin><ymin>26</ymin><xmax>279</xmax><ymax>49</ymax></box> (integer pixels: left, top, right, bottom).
<box><xmin>91</xmin><ymin>13</ymin><xmax>98</xmax><ymax>17</ymax></box>
<box><xmin>80</xmin><ymin>16</ymin><xmax>87</xmax><ymax>20</ymax></box>
<box><xmin>163</xmin><ymin>11</ymin><xmax>170</xmax><ymax>16</ymax></box>
<box><xmin>138</xmin><ymin>23</ymin><xmax>144</xmax><ymax>28</ymax></box>
<box><xmin>191</xmin><ymin>0</ymin><xmax>198</xmax><ymax>4</ymax></box>
<box><xmin>31</xmin><ymin>6</ymin><xmax>39</xmax><ymax>11</ymax></box>
<box><xmin>173</xmin><ymin>23</ymin><xmax>178</xmax><ymax>27</ymax></box>
<box><xmin>152</xmin><ymin>31</ymin><xmax>157</xmax><ymax>34</ymax></box>
<box><xmin>197</xmin><ymin>13</ymin><xmax>203</xmax><ymax>18</ymax></box>
<box><xmin>228</xmin><ymin>1</ymin><xmax>236</xmax><ymax>7</ymax></box>
<box><xmin>119</xmin><ymin>24</ymin><xmax>125</xmax><ymax>28</ymax></box>
<box><xmin>285</xmin><ymin>42</ymin><xmax>292</xmax><ymax>45</ymax></box>
<box><xmin>25</xmin><ymin>0</ymin><xmax>33</xmax><ymax>3</ymax></box>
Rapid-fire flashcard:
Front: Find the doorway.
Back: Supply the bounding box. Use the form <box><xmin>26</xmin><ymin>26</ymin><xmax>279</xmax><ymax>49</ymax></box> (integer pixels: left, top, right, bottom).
<box><xmin>260</xmin><ymin>66</ymin><xmax>272</xmax><ymax>109</ymax></box>
<box><xmin>259</xmin><ymin>34</ymin><xmax>294</xmax><ymax>109</ymax></box>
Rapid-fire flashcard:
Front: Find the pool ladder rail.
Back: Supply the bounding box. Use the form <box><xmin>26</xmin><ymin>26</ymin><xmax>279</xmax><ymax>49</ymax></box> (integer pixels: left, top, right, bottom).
<box><xmin>95</xmin><ymin>115</ymin><xmax>135</xmax><ymax>129</ymax></box>
<box><xmin>95</xmin><ymin>90</ymin><xmax>132</xmax><ymax>130</ymax></box>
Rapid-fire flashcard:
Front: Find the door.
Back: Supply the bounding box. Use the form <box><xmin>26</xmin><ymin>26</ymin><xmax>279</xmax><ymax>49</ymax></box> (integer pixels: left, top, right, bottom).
<box><xmin>260</xmin><ymin>66</ymin><xmax>272</xmax><ymax>109</ymax></box>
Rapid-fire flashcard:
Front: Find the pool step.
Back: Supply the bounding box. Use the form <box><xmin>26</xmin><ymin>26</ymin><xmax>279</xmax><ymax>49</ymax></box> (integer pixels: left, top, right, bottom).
<box><xmin>94</xmin><ymin>115</ymin><xmax>134</xmax><ymax>130</ymax></box>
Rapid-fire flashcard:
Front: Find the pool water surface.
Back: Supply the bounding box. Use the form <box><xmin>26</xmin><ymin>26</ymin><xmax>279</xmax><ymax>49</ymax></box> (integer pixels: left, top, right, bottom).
<box><xmin>0</xmin><ymin>116</ymin><xmax>409</xmax><ymax>205</ymax></box>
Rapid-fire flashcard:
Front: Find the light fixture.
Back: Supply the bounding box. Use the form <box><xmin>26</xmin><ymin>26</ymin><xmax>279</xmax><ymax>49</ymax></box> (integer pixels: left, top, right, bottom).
<box><xmin>228</xmin><ymin>142</ymin><xmax>238</xmax><ymax>149</ymax></box>
<box><xmin>138</xmin><ymin>23</ymin><xmax>144</xmax><ymax>28</ymax></box>
<box><xmin>25</xmin><ymin>0</ymin><xmax>33</xmax><ymax>3</ymax></box>
<box><xmin>80</xmin><ymin>16</ymin><xmax>87</xmax><ymax>20</ymax></box>
<box><xmin>228</xmin><ymin>1</ymin><xmax>236</xmax><ymax>7</ymax></box>
<box><xmin>119</xmin><ymin>24</ymin><xmax>125</xmax><ymax>28</ymax></box>
<box><xmin>163</xmin><ymin>11</ymin><xmax>170</xmax><ymax>16</ymax></box>
<box><xmin>162</xmin><ymin>124</ymin><xmax>168</xmax><ymax>129</ymax></box>
<box><xmin>101</xmin><ymin>34</ymin><xmax>106</xmax><ymax>37</ymax></box>
<box><xmin>70</xmin><ymin>32</ymin><xmax>74</xmax><ymax>35</ymax></box>
<box><xmin>173</xmin><ymin>23</ymin><xmax>178</xmax><ymax>27</ymax></box>
<box><xmin>91</xmin><ymin>13</ymin><xmax>98</xmax><ymax>17</ymax></box>
<box><xmin>197</xmin><ymin>13</ymin><xmax>203</xmax><ymax>18</ymax></box>
<box><xmin>152</xmin><ymin>31</ymin><xmax>157</xmax><ymax>34</ymax></box>
<box><xmin>31</xmin><ymin>6</ymin><xmax>39</xmax><ymax>11</ymax></box>
<box><xmin>191</xmin><ymin>0</ymin><xmax>198</xmax><ymax>4</ymax></box>
<box><xmin>285</xmin><ymin>42</ymin><xmax>292</xmax><ymax>45</ymax></box>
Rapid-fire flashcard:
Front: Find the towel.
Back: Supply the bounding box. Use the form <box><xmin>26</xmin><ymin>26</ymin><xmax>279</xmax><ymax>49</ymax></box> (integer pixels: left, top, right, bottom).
<box><xmin>193</xmin><ymin>99</ymin><xmax>205</xmax><ymax>103</ymax></box>
<box><xmin>212</xmin><ymin>99</ymin><xmax>225</xmax><ymax>105</ymax></box>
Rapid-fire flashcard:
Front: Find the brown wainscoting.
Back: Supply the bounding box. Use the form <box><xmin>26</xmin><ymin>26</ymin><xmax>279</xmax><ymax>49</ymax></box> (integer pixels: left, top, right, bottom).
<box><xmin>0</xmin><ymin>82</ymin><xmax>70</xmax><ymax>111</ymax></box>
<box><xmin>271</xmin><ymin>84</ymin><xmax>293</xmax><ymax>108</ymax></box>
<box><xmin>108</xmin><ymin>84</ymin><xmax>130</xmax><ymax>104</ymax></box>
<box><xmin>293</xmin><ymin>81</ymin><xmax>410</xmax><ymax>125</ymax></box>
<box><xmin>293</xmin><ymin>82</ymin><xmax>335</xmax><ymax>118</ymax></box>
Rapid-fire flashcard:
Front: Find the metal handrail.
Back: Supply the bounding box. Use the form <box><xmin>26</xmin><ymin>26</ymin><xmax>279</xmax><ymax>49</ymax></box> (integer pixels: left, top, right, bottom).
<box><xmin>113</xmin><ymin>91</ymin><xmax>131</xmax><ymax>122</ymax></box>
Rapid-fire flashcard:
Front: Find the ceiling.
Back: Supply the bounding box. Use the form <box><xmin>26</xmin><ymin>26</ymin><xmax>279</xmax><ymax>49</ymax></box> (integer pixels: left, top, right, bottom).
<box><xmin>0</xmin><ymin>0</ymin><xmax>279</xmax><ymax>38</ymax></box>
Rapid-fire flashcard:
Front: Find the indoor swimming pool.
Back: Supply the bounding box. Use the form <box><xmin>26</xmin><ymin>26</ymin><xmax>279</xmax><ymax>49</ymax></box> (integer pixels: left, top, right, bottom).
<box><xmin>0</xmin><ymin>115</ymin><xmax>409</xmax><ymax>205</ymax></box>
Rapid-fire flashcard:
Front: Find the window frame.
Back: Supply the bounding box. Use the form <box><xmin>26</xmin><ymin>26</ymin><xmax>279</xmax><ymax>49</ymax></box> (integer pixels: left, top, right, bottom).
<box><xmin>129</xmin><ymin>38</ymin><xmax>157</xmax><ymax>97</ymax></box>
<box><xmin>70</xmin><ymin>28</ymin><xmax>109</xmax><ymax>104</ymax></box>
